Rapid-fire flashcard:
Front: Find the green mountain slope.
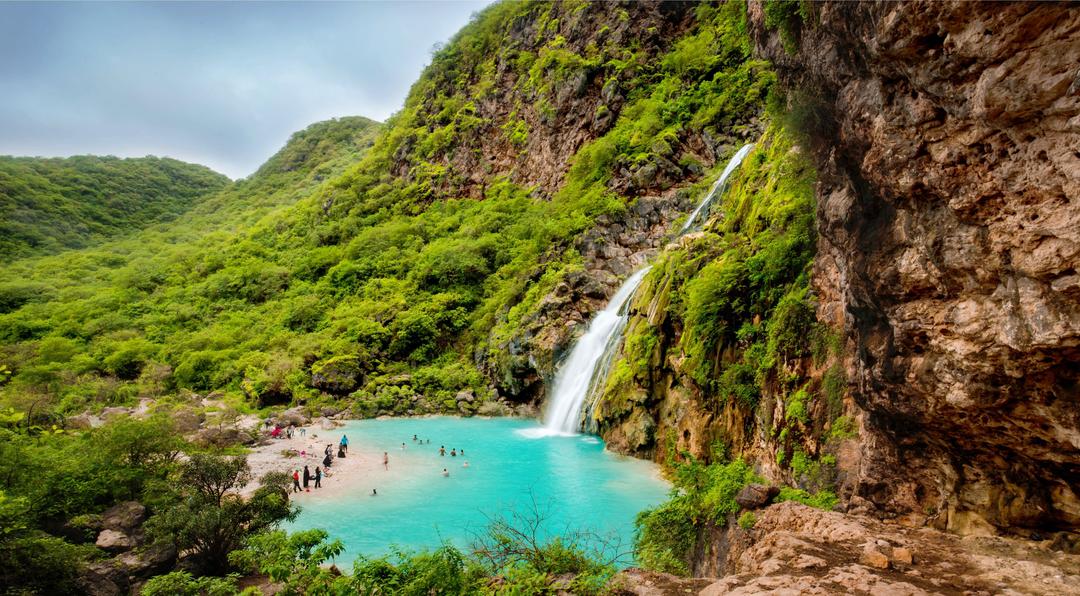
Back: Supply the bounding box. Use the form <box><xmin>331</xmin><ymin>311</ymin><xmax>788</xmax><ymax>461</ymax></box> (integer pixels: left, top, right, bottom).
<box><xmin>0</xmin><ymin>155</ymin><xmax>228</xmax><ymax>261</ymax></box>
<box><xmin>0</xmin><ymin>2</ymin><xmax>768</xmax><ymax>418</ymax></box>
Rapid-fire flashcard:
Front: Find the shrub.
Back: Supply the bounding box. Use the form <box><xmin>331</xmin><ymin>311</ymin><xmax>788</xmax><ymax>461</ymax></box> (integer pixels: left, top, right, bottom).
<box><xmin>775</xmin><ymin>486</ymin><xmax>838</xmax><ymax>511</ymax></box>
<box><xmin>141</xmin><ymin>571</ymin><xmax>240</xmax><ymax>596</ymax></box>
<box><xmin>737</xmin><ymin>511</ymin><xmax>756</xmax><ymax>530</ymax></box>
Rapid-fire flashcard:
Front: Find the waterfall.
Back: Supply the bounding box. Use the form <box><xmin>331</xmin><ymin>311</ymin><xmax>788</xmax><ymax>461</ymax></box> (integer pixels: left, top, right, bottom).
<box><xmin>679</xmin><ymin>143</ymin><xmax>755</xmax><ymax>234</ymax></box>
<box><xmin>538</xmin><ymin>267</ymin><xmax>652</xmax><ymax>435</ymax></box>
<box><xmin>527</xmin><ymin>144</ymin><xmax>754</xmax><ymax>436</ymax></box>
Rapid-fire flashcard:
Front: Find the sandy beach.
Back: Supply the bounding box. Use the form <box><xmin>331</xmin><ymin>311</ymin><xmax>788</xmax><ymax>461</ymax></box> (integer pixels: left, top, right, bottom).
<box><xmin>243</xmin><ymin>421</ymin><xmax>429</xmax><ymax>501</ymax></box>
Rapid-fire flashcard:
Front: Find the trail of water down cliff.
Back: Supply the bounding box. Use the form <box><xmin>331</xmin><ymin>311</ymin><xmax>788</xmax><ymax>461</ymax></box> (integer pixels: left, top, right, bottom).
<box><xmin>530</xmin><ymin>145</ymin><xmax>755</xmax><ymax>437</ymax></box>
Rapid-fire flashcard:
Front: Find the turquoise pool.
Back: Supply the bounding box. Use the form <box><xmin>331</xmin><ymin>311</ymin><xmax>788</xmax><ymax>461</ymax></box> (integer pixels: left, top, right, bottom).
<box><xmin>285</xmin><ymin>416</ymin><xmax>669</xmax><ymax>567</ymax></box>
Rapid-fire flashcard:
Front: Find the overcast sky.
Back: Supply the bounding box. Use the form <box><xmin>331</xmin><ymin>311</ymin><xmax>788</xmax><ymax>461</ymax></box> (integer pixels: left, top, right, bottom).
<box><xmin>0</xmin><ymin>1</ymin><xmax>490</xmax><ymax>179</ymax></box>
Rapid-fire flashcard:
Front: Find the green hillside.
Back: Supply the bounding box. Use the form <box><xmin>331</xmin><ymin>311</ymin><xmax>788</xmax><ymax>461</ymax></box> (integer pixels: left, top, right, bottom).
<box><xmin>0</xmin><ymin>2</ymin><xmax>768</xmax><ymax>421</ymax></box>
<box><xmin>0</xmin><ymin>155</ymin><xmax>228</xmax><ymax>261</ymax></box>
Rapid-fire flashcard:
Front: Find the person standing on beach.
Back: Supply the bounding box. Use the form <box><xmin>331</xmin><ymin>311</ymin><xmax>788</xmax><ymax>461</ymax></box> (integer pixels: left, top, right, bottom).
<box><xmin>383</xmin><ymin>452</ymin><xmax>389</xmax><ymax>470</ymax></box>
<box><xmin>314</xmin><ymin>467</ymin><xmax>322</xmax><ymax>488</ymax></box>
<box><xmin>292</xmin><ymin>470</ymin><xmax>301</xmax><ymax>493</ymax></box>
<box><xmin>303</xmin><ymin>466</ymin><xmax>311</xmax><ymax>491</ymax></box>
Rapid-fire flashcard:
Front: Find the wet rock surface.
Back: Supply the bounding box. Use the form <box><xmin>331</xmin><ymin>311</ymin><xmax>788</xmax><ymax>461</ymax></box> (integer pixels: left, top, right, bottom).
<box><xmin>751</xmin><ymin>0</ymin><xmax>1080</xmax><ymax>534</ymax></box>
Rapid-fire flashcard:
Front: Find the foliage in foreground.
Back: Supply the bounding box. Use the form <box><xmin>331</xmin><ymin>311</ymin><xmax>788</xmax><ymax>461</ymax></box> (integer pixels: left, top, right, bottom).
<box><xmin>634</xmin><ymin>451</ymin><xmax>760</xmax><ymax>575</ymax></box>
<box><xmin>0</xmin><ymin>415</ymin><xmax>296</xmax><ymax>593</ymax></box>
<box><xmin>224</xmin><ymin>505</ymin><xmax>621</xmax><ymax>596</ymax></box>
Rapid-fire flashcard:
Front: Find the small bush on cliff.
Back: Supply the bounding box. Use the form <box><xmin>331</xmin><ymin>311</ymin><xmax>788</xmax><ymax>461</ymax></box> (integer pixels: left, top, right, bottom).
<box><xmin>635</xmin><ymin>456</ymin><xmax>760</xmax><ymax>575</ymax></box>
<box><xmin>763</xmin><ymin>0</ymin><xmax>810</xmax><ymax>54</ymax></box>
<box><xmin>737</xmin><ymin>511</ymin><xmax>757</xmax><ymax>530</ymax></box>
<box><xmin>775</xmin><ymin>486</ymin><xmax>838</xmax><ymax>511</ymax></box>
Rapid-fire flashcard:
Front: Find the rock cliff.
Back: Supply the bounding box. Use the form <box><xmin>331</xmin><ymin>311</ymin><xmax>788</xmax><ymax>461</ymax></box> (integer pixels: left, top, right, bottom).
<box><xmin>585</xmin><ymin>0</ymin><xmax>1080</xmax><ymax>556</ymax></box>
<box><xmin>749</xmin><ymin>0</ymin><xmax>1080</xmax><ymax>535</ymax></box>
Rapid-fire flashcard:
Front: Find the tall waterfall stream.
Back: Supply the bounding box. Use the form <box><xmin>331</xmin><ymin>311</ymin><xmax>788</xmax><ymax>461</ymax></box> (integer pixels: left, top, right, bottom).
<box><xmin>537</xmin><ymin>144</ymin><xmax>755</xmax><ymax>435</ymax></box>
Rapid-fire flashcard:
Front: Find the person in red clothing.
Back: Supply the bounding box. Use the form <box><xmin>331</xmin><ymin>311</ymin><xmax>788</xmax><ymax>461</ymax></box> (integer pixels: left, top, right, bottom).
<box><xmin>292</xmin><ymin>469</ymin><xmax>301</xmax><ymax>493</ymax></box>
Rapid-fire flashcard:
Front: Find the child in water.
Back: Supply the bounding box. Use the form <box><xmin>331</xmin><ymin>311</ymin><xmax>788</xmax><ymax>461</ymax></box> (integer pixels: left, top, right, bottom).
<box><xmin>442</xmin><ymin>468</ymin><xmax>449</xmax><ymax>477</ymax></box>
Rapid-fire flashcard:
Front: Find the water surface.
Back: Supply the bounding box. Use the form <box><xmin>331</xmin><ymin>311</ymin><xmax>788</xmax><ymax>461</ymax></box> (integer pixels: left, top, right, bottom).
<box><xmin>286</xmin><ymin>417</ymin><xmax>669</xmax><ymax>567</ymax></box>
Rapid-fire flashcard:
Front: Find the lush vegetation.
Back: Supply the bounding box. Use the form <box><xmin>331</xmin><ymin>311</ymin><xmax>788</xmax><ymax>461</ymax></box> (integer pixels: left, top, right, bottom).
<box><xmin>0</xmin><ymin>117</ymin><xmax>380</xmax><ymax>419</ymax></box>
<box><xmin>0</xmin><ymin>1</ymin><xmax>853</xmax><ymax>591</ymax></box>
<box><xmin>0</xmin><ymin>2</ymin><xmax>770</xmax><ymax>424</ymax></box>
<box><xmin>603</xmin><ymin>119</ymin><xmax>849</xmax><ymax>575</ymax></box>
<box><xmin>0</xmin><ymin>155</ymin><xmax>228</xmax><ymax>261</ymax></box>
<box><xmin>0</xmin><ymin>414</ymin><xmax>293</xmax><ymax>594</ymax></box>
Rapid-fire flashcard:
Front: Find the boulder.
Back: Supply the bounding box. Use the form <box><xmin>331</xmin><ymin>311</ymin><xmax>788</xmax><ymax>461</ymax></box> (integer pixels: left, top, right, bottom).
<box><xmin>96</xmin><ymin>529</ymin><xmax>134</xmax><ymax>552</ymax></box>
<box><xmin>77</xmin><ymin>563</ymin><xmax>125</xmax><ymax>596</ymax></box>
<box><xmin>860</xmin><ymin>544</ymin><xmax>890</xmax><ymax>570</ymax></box>
<box><xmin>736</xmin><ymin>484</ymin><xmax>780</xmax><ymax>510</ymax></box>
<box><xmin>99</xmin><ymin>407</ymin><xmax>133</xmax><ymax>420</ymax></box>
<box><xmin>116</xmin><ymin>542</ymin><xmax>178</xmax><ymax>580</ymax></box>
<box><xmin>192</xmin><ymin>426</ymin><xmax>246</xmax><ymax>447</ymax></box>
<box><xmin>277</xmin><ymin>406</ymin><xmax>310</xmax><ymax>427</ymax></box>
<box><xmin>310</xmin><ymin>356</ymin><xmax>363</xmax><ymax>395</ymax></box>
<box><xmin>101</xmin><ymin>501</ymin><xmax>146</xmax><ymax>532</ymax></box>
<box><xmin>892</xmin><ymin>546</ymin><xmax>915</xmax><ymax>565</ymax></box>
<box><xmin>66</xmin><ymin>413</ymin><xmax>103</xmax><ymax>430</ymax></box>
<box><xmin>59</xmin><ymin>513</ymin><xmax>103</xmax><ymax>544</ymax></box>
<box><xmin>171</xmin><ymin>407</ymin><xmax>204</xmax><ymax>433</ymax></box>
<box><xmin>455</xmin><ymin>390</ymin><xmax>475</xmax><ymax>403</ymax></box>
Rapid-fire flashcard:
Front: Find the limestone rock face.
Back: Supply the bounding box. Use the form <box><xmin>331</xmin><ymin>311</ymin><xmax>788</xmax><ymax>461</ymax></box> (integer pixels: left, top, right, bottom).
<box><xmin>751</xmin><ymin>0</ymin><xmax>1080</xmax><ymax>533</ymax></box>
<box><xmin>612</xmin><ymin>501</ymin><xmax>1080</xmax><ymax>595</ymax></box>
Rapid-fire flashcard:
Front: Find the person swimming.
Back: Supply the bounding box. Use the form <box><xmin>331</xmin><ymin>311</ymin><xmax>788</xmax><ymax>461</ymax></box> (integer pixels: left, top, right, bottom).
<box><xmin>450</xmin><ymin>448</ymin><xmax>457</xmax><ymax>457</ymax></box>
<box><xmin>441</xmin><ymin>468</ymin><xmax>449</xmax><ymax>477</ymax></box>
<box><xmin>401</xmin><ymin>442</ymin><xmax>406</xmax><ymax>450</ymax></box>
<box><xmin>463</xmin><ymin>461</ymin><xmax>469</xmax><ymax>468</ymax></box>
<box><xmin>412</xmin><ymin>434</ymin><xmax>418</xmax><ymax>442</ymax></box>
<box><xmin>439</xmin><ymin>446</ymin><xmax>446</xmax><ymax>456</ymax></box>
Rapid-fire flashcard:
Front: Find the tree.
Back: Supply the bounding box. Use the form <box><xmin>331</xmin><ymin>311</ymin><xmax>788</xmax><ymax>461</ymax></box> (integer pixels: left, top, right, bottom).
<box><xmin>229</xmin><ymin>529</ymin><xmax>346</xmax><ymax>595</ymax></box>
<box><xmin>147</xmin><ymin>454</ymin><xmax>296</xmax><ymax>574</ymax></box>
<box><xmin>91</xmin><ymin>414</ymin><xmax>185</xmax><ymax>500</ymax></box>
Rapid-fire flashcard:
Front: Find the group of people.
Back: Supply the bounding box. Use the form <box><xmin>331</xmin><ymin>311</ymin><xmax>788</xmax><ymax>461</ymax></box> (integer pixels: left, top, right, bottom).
<box><xmin>437</xmin><ymin>445</ymin><xmax>463</xmax><ymax>457</ymax></box>
<box><xmin>289</xmin><ymin>433</ymin><xmax>350</xmax><ymax>493</ymax></box>
<box><xmin>287</xmin><ymin>430</ymin><xmax>471</xmax><ymax>494</ymax></box>
<box><xmin>267</xmin><ymin>421</ymin><xmax>307</xmax><ymax>440</ymax></box>
<box><xmin>292</xmin><ymin>464</ymin><xmax>323</xmax><ymax>493</ymax></box>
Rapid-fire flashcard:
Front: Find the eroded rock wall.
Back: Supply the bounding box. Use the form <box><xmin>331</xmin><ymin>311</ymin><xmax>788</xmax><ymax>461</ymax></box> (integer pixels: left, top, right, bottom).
<box><xmin>751</xmin><ymin>0</ymin><xmax>1080</xmax><ymax>533</ymax></box>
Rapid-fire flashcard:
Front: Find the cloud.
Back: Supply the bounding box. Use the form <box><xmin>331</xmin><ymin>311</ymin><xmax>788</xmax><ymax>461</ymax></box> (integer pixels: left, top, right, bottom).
<box><xmin>0</xmin><ymin>1</ymin><xmax>490</xmax><ymax>178</ymax></box>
